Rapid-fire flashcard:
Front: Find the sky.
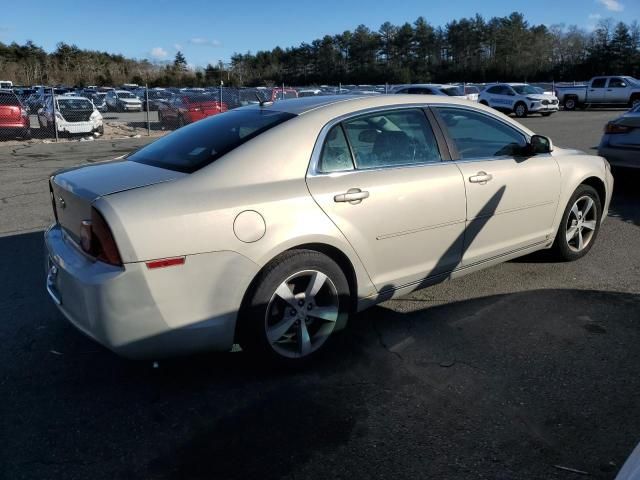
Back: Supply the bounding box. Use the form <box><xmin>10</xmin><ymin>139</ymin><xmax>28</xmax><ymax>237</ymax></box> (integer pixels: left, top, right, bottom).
<box><xmin>0</xmin><ymin>0</ymin><xmax>637</xmax><ymax>68</ymax></box>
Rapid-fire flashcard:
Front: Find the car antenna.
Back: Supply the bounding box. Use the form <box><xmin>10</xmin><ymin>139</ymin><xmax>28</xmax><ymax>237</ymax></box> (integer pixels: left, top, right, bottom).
<box><xmin>255</xmin><ymin>92</ymin><xmax>273</xmax><ymax>107</ymax></box>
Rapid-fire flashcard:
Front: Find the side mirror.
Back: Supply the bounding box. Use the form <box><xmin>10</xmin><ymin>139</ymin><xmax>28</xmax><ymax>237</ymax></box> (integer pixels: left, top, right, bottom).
<box><xmin>530</xmin><ymin>135</ymin><xmax>553</xmax><ymax>154</ymax></box>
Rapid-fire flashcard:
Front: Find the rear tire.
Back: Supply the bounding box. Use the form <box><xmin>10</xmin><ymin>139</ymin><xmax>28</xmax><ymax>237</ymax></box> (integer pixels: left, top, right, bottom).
<box><xmin>238</xmin><ymin>249</ymin><xmax>350</xmax><ymax>365</ymax></box>
<box><xmin>630</xmin><ymin>95</ymin><xmax>640</xmax><ymax>109</ymax></box>
<box><xmin>551</xmin><ymin>184</ymin><xmax>601</xmax><ymax>262</ymax></box>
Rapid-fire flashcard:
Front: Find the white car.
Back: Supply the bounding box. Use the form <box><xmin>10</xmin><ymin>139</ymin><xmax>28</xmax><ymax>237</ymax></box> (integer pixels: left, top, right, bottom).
<box><xmin>38</xmin><ymin>95</ymin><xmax>103</xmax><ymax>136</ymax></box>
<box><xmin>105</xmin><ymin>90</ymin><xmax>143</xmax><ymax>112</ymax></box>
<box><xmin>479</xmin><ymin>83</ymin><xmax>559</xmax><ymax>118</ymax></box>
<box><xmin>392</xmin><ymin>84</ymin><xmax>467</xmax><ymax>100</ymax></box>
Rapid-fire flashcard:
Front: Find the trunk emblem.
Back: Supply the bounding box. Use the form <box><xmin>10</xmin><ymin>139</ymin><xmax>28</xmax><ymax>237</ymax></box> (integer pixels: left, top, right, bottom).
<box><xmin>58</xmin><ymin>197</ymin><xmax>66</xmax><ymax>209</ymax></box>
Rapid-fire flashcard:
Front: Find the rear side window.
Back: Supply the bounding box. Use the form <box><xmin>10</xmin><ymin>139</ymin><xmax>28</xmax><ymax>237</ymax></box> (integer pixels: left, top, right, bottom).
<box><xmin>486</xmin><ymin>86</ymin><xmax>502</xmax><ymax>94</ymax></box>
<box><xmin>592</xmin><ymin>78</ymin><xmax>607</xmax><ymax>88</ymax></box>
<box><xmin>342</xmin><ymin>109</ymin><xmax>441</xmax><ymax>169</ymax></box>
<box><xmin>129</xmin><ymin>109</ymin><xmax>295</xmax><ymax>173</ymax></box>
<box><xmin>0</xmin><ymin>93</ymin><xmax>20</xmax><ymax>106</ymax></box>
<box><xmin>440</xmin><ymin>86</ymin><xmax>464</xmax><ymax>96</ymax></box>
<box><xmin>318</xmin><ymin>125</ymin><xmax>354</xmax><ymax>173</ymax></box>
<box><xmin>435</xmin><ymin>107</ymin><xmax>527</xmax><ymax>159</ymax></box>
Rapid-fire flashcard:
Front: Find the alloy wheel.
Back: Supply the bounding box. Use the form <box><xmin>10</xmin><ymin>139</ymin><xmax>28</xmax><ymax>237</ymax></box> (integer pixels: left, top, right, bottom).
<box><xmin>265</xmin><ymin>270</ymin><xmax>339</xmax><ymax>359</ymax></box>
<box><xmin>515</xmin><ymin>104</ymin><xmax>526</xmax><ymax>117</ymax></box>
<box><xmin>565</xmin><ymin>195</ymin><xmax>597</xmax><ymax>252</ymax></box>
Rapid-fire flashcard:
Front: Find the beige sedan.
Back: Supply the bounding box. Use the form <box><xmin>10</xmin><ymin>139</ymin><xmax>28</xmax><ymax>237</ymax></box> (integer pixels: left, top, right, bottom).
<box><xmin>45</xmin><ymin>95</ymin><xmax>613</xmax><ymax>363</ymax></box>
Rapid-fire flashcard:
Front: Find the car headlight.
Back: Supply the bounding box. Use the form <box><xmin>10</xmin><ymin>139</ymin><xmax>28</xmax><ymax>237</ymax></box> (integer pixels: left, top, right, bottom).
<box><xmin>55</xmin><ymin>112</ymin><xmax>64</xmax><ymax>121</ymax></box>
<box><xmin>90</xmin><ymin>110</ymin><xmax>102</xmax><ymax>121</ymax></box>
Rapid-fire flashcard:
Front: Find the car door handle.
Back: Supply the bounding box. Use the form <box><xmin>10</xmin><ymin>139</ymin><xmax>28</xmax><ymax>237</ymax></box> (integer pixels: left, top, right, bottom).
<box><xmin>334</xmin><ymin>188</ymin><xmax>369</xmax><ymax>204</ymax></box>
<box><xmin>469</xmin><ymin>172</ymin><xmax>493</xmax><ymax>184</ymax></box>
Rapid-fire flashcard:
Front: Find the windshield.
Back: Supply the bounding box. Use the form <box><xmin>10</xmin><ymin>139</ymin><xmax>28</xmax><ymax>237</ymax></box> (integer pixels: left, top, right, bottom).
<box><xmin>623</xmin><ymin>77</ymin><xmax>640</xmax><ymax>86</ymax></box>
<box><xmin>440</xmin><ymin>86</ymin><xmax>464</xmax><ymax>96</ymax></box>
<box><xmin>128</xmin><ymin>109</ymin><xmax>296</xmax><ymax>173</ymax></box>
<box><xmin>512</xmin><ymin>85</ymin><xmax>539</xmax><ymax>95</ymax></box>
<box><xmin>118</xmin><ymin>92</ymin><xmax>136</xmax><ymax>99</ymax></box>
<box><xmin>57</xmin><ymin>98</ymin><xmax>93</xmax><ymax>110</ymax></box>
<box><xmin>0</xmin><ymin>93</ymin><xmax>20</xmax><ymax>106</ymax></box>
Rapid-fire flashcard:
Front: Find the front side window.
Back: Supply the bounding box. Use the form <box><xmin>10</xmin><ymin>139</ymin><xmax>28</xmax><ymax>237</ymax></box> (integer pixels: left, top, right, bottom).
<box><xmin>608</xmin><ymin>78</ymin><xmax>626</xmax><ymax>88</ymax></box>
<box><xmin>512</xmin><ymin>85</ymin><xmax>538</xmax><ymax>95</ymax></box>
<box><xmin>435</xmin><ymin>107</ymin><xmax>527</xmax><ymax>159</ymax></box>
<box><xmin>128</xmin><ymin>109</ymin><xmax>295</xmax><ymax>173</ymax></box>
<box><xmin>318</xmin><ymin>125</ymin><xmax>354</xmax><ymax>173</ymax></box>
<box><xmin>342</xmin><ymin>109</ymin><xmax>441</xmax><ymax>169</ymax></box>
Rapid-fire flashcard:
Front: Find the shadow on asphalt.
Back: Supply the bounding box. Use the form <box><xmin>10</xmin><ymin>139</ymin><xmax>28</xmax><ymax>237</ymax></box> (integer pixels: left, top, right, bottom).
<box><xmin>2</xmin><ymin>230</ymin><xmax>640</xmax><ymax>479</ymax></box>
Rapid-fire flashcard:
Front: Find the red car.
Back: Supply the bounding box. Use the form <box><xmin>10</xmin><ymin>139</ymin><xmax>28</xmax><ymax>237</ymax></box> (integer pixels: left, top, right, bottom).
<box><xmin>0</xmin><ymin>90</ymin><xmax>31</xmax><ymax>140</ymax></box>
<box><xmin>158</xmin><ymin>93</ymin><xmax>228</xmax><ymax>129</ymax></box>
<box><xmin>264</xmin><ymin>88</ymin><xmax>298</xmax><ymax>101</ymax></box>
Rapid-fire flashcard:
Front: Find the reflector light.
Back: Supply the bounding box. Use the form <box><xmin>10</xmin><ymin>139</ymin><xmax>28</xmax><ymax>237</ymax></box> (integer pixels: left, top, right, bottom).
<box><xmin>145</xmin><ymin>257</ymin><xmax>185</xmax><ymax>269</ymax></box>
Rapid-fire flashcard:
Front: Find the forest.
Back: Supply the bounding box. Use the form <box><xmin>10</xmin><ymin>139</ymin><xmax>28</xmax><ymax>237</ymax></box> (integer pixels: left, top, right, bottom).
<box><xmin>1</xmin><ymin>12</ymin><xmax>639</xmax><ymax>87</ymax></box>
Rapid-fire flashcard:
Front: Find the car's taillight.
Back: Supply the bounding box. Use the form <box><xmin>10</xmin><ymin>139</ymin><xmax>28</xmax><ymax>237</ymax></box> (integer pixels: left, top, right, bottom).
<box><xmin>49</xmin><ymin>178</ymin><xmax>59</xmax><ymax>223</ymax></box>
<box><xmin>79</xmin><ymin>208</ymin><xmax>122</xmax><ymax>266</ymax></box>
<box><xmin>605</xmin><ymin>122</ymin><xmax>632</xmax><ymax>134</ymax></box>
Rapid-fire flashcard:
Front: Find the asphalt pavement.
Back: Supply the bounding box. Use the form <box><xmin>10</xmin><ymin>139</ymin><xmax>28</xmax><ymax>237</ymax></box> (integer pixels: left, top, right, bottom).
<box><xmin>1</xmin><ymin>110</ymin><xmax>639</xmax><ymax>480</ymax></box>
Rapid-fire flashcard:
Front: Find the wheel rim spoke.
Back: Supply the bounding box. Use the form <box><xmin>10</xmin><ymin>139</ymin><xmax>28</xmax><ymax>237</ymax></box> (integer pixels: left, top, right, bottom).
<box><xmin>577</xmin><ymin>230</ymin><xmax>584</xmax><ymax>250</ymax></box>
<box><xmin>582</xmin><ymin>220</ymin><xmax>596</xmax><ymax>231</ymax></box>
<box><xmin>305</xmin><ymin>271</ymin><xmax>327</xmax><ymax>301</ymax></box>
<box><xmin>583</xmin><ymin>197</ymin><xmax>594</xmax><ymax>216</ymax></box>
<box><xmin>298</xmin><ymin>319</ymin><xmax>312</xmax><ymax>355</ymax></box>
<box><xmin>267</xmin><ymin>316</ymin><xmax>297</xmax><ymax>344</ymax></box>
<box><xmin>566</xmin><ymin>226</ymin><xmax>578</xmax><ymax>242</ymax></box>
<box><xmin>571</xmin><ymin>203</ymin><xmax>580</xmax><ymax>220</ymax></box>
<box><xmin>275</xmin><ymin>282</ymin><xmax>298</xmax><ymax>309</ymax></box>
<box><xmin>309</xmin><ymin>305</ymin><xmax>339</xmax><ymax>323</ymax></box>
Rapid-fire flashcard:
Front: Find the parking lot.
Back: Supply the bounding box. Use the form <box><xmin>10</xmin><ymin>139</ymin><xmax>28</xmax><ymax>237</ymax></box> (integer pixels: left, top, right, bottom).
<box><xmin>1</xmin><ymin>110</ymin><xmax>639</xmax><ymax>479</ymax></box>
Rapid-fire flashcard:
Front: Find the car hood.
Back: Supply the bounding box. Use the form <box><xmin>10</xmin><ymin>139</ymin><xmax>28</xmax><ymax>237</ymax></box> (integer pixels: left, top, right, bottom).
<box><xmin>53</xmin><ymin>159</ymin><xmax>185</xmax><ymax>201</ymax></box>
<box><xmin>523</xmin><ymin>94</ymin><xmax>556</xmax><ymax>101</ymax></box>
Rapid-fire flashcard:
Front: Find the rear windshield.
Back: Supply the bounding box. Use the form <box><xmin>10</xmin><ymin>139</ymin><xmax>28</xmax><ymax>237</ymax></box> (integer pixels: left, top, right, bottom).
<box><xmin>0</xmin><ymin>93</ymin><xmax>21</xmax><ymax>106</ymax></box>
<box><xmin>440</xmin><ymin>86</ymin><xmax>464</xmax><ymax>96</ymax></box>
<box><xmin>128</xmin><ymin>109</ymin><xmax>296</xmax><ymax>173</ymax></box>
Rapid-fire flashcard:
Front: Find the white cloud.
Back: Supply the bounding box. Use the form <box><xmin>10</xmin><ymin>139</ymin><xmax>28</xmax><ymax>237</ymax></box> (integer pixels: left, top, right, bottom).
<box><xmin>588</xmin><ymin>13</ymin><xmax>602</xmax><ymax>20</ymax></box>
<box><xmin>173</xmin><ymin>43</ymin><xmax>182</xmax><ymax>51</ymax></box>
<box><xmin>597</xmin><ymin>0</ymin><xmax>624</xmax><ymax>12</ymax></box>
<box><xmin>189</xmin><ymin>37</ymin><xmax>222</xmax><ymax>47</ymax></box>
<box><xmin>149</xmin><ymin>47</ymin><xmax>168</xmax><ymax>59</ymax></box>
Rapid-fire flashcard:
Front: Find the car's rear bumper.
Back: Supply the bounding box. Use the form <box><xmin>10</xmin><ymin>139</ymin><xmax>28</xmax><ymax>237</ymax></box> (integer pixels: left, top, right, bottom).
<box><xmin>598</xmin><ymin>141</ymin><xmax>640</xmax><ymax>169</ymax></box>
<box><xmin>44</xmin><ymin>224</ymin><xmax>260</xmax><ymax>359</ymax></box>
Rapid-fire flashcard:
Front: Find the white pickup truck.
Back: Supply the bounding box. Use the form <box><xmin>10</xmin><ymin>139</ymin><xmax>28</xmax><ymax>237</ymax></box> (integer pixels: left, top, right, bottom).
<box><xmin>555</xmin><ymin>76</ymin><xmax>640</xmax><ymax>110</ymax></box>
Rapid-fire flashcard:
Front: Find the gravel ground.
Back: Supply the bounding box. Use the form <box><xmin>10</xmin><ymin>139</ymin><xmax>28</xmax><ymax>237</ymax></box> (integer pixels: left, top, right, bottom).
<box><xmin>0</xmin><ymin>109</ymin><xmax>638</xmax><ymax>480</ymax></box>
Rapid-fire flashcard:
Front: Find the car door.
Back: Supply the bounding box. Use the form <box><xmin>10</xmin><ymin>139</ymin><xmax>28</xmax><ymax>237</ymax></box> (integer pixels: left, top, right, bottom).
<box><xmin>432</xmin><ymin>106</ymin><xmax>561</xmax><ymax>266</ymax></box>
<box><xmin>588</xmin><ymin>78</ymin><xmax>607</xmax><ymax>103</ymax></box>
<box><xmin>306</xmin><ymin>107</ymin><xmax>467</xmax><ymax>292</ymax></box>
<box><xmin>606</xmin><ymin>77</ymin><xmax>628</xmax><ymax>103</ymax></box>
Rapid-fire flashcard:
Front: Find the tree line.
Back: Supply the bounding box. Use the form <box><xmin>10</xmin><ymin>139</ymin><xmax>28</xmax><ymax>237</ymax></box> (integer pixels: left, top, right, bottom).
<box><xmin>1</xmin><ymin>12</ymin><xmax>639</xmax><ymax>88</ymax></box>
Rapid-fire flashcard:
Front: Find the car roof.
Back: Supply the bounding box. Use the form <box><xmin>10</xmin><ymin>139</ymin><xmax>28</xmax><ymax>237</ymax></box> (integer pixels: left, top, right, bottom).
<box><xmin>241</xmin><ymin>94</ymin><xmax>521</xmax><ymax>117</ymax></box>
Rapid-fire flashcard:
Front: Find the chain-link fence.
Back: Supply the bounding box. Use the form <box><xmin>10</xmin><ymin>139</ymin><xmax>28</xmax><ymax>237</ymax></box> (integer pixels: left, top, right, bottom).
<box><xmin>0</xmin><ymin>80</ymin><xmax>601</xmax><ymax>144</ymax></box>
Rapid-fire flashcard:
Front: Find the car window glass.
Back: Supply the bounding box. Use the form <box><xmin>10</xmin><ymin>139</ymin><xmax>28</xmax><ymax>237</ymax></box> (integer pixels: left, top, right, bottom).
<box><xmin>129</xmin><ymin>109</ymin><xmax>295</xmax><ymax>173</ymax></box>
<box><xmin>486</xmin><ymin>86</ymin><xmax>500</xmax><ymax>94</ymax></box>
<box><xmin>592</xmin><ymin>78</ymin><xmax>607</xmax><ymax>88</ymax></box>
<box><xmin>608</xmin><ymin>78</ymin><xmax>626</xmax><ymax>88</ymax></box>
<box><xmin>435</xmin><ymin>107</ymin><xmax>527</xmax><ymax>159</ymax></box>
<box><xmin>318</xmin><ymin>125</ymin><xmax>354</xmax><ymax>173</ymax></box>
<box><xmin>342</xmin><ymin>109</ymin><xmax>441</xmax><ymax>169</ymax></box>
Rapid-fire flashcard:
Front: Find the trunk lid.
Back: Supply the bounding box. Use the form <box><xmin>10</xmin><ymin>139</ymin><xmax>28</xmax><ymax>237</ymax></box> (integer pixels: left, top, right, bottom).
<box><xmin>51</xmin><ymin>160</ymin><xmax>185</xmax><ymax>242</ymax></box>
<box><xmin>0</xmin><ymin>104</ymin><xmax>22</xmax><ymax>122</ymax></box>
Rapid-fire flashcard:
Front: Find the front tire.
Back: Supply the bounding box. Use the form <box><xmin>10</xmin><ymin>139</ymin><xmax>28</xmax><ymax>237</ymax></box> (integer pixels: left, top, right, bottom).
<box><xmin>564</xmin><ymin>97</ymin><xmax>577</xmax><ymax>111</ymax></box>
<box><xmin>514</xmin><ymin>102</ymin><xmax>528</xmax><ymax>118</ymax></box>
<box><xmin>551</xmin><ymin>185</ymin><xmax>601</xmax><ymax>261</ymax></box>
<box><xmin>239</xmin><ymin>250</ymin><xmax>350</xmax><ymax>364</ymax></box>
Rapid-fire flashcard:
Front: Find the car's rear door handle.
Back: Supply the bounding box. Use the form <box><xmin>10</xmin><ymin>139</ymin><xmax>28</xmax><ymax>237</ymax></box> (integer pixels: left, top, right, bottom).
<box><xmin>469</xmin><ymin>172</ymin><xmax>493</xmax><ymax>185</ymax></box>
<box><xmin>334</xmin><ymin>188</ymin><xmax>369</xmax><ymax>204</ymax></box>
